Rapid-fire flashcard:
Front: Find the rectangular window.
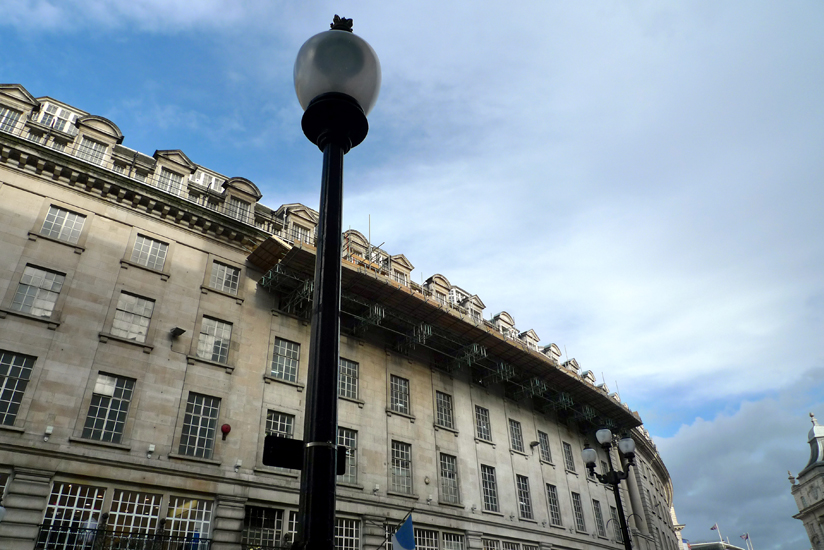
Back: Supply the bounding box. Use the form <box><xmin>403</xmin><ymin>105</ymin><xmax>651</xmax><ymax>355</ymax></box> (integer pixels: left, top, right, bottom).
<box><xmin>415</xmin><ymin>529</ymin><xmax>439</xmax><ymax>550</ymax></box>
<box><xmin>82</xmin><ymin>373</ymin><xmax>135</xmax><ymax>444</ymax></box>
<box><xmin>271</xmin><ymin>337</ymin><xmax>300</xmax><ymax>382</ymax></box>
<box><xmin>51</xmin><ymin>140</ymin><xmax>66</xmax><ymax>152</ymax></box>
<box><xmin>502</xmin><ymin>543</ymin><xmax>519</xmax><ymax>550</ymax></box>
<box><xmin>442</xmin><ymin>533</ymin><xmax>464</xmax><ymax>550</ymax></box>
<box><xmin>338</xmin><ymin>357</ymin><xmax>359</xmax><ymax>400</ymax></box>
<box><xmin>593</xmin><ymin>499</ymin><xmax>606</xmax><ymax>537</ymax></box>
<box><xmin>42</xmin><ymin>483</ymin><xmax>105</xmax><ymax>529</ymax></box>
<box><xmin>390</xmin><ymin>440</ymin><xmax>412</xmax><ymax>494</ymax></box>
<box><xmin>166</xmin><ymin>497</ymin><xmax>213</xmax><ymax>539</ymax></box>
<box><xmin>562</xmin><ymin>441</ymin><xmax>576</xmax><ymax>472</ymax></box>
<box><xmin>38</xmin><ymin>103</ymin><xmax>77</xmax><ymax>134</ymax></box>
<box><xmin>110</xmin><ymin>292</ymin><xmax>154</xmax><ymax>342</ymax></box>
<box><xmin>0</xmin><ymin>351</ymin><xmax>34</xmax><ymax>426</ymax></box>
<box><xmin>571</xmin><ymin>492</ymin><xmax>586</xmax><ymax>532</ymax></box>
<box><xmin>130</xmin><ymin>234</ymin><xmax>168</xmax><ymax>271</ymax></box>
<box><xmin>11</xmin><ymin>265</ymin><xmax>65</xmax><ymax>318</ymax></box>
<box><xmin>41</xmin><ymin>205</ymin><xmax>86</xmax><ymax>244</ymax></box>
<box><xmin>109</xmin><ymin>490</ymin><xmax>161</xmax><ymax>534</ymax></box>
<box><xmin>483</xmin><ymin>540</ymin><xmax>500</xmax><ymax>550</ymax></box>
<box><xmin>538</xmin><ymin>431</ymin><xmax>552</xmax><ymax>462</ymax></box>
<box><xmin>516</xmin><ymin>475</ymin><xmax>533</xmax><ymax>519</ymax></box>
<box><xmin>266</xmin><ymin>410</ymin><xmax>295</xmax><ymax>438</ymax></box>
<box><xmin>178</xmin><ymin>393</ymin><xmax>220</xmax><ymax>459</ymax></box>
<box><xmin>209</xmin><ymin>261</ymin><xmax>240</xmax><ymax>295</ymax></box>
<box><xmin>242</xmin><ymin>507</ymin><xmax>284</xmax><ymax>549</ymax></box>
<box><xmin>475</xmin><ymin>406</ymin><xmax>492</xmax><ymax>441</ymax></box>
<box><xmin>546</xmin><ymin>484</ymin><xmax>563</xmax><ymax>526</ymax></box>
<box><xmin>337</xmin><ymin>427</ymin><xmax>358</xmax><ymax>484</ymax></box>
<box><xmin>0</xmin><ymin>106</ymin><xmax>21</xmax><ymax>133</ymax></box>
<box><xmin>393</xmin><ymin>271</ymin><xmax>408</xmax><ymax>285</ymax></box>
<box><xmin>197</xmin><ymin>317</ymin><xmax>232</xmax><ymax>364</ymax></box>
<box><xmin>509</xmin><ymin>419</ymin><xmax>524</xmax><ymax>452</ymax></box>
<box><xmin>390</xmin><ymin>374</ymin><xmax>410</xmax><ymax>415</ymax></box>
<box><xmin>435</xmin><ymin>391</ymin><xmax>454</xmax><ymax>429</ymax></box>
<box><xmin>336</xmin><ymin>518</ymin><xmax>360</xmax><ymax>550</ymax></box>
<box><xmin>439</xmin><ymin>453</ymin><xmax>459</xmax><ymax>504</ymax></box>
<box><xmin>157</xmin><ymin>167</ymin><xmax>184</xmax><ymax>196</ymax></box>
<box><xmin>601</xmin><ymin>460</ymin><xmax>608</xmax><ymax>478</ymax></box>
<box><xmin>480</xmin><ymin>464</ymin><xmax>499</xmax><ymax>512</ymax></box>
<box><xmin>227</xmin><ymin>197</ymin><xmax>251</xmax><ymax>223</ymax></box>
<box><xmin>291</xmin><ymin>224</ymin><xmax>311</xmax><ymax>243</ymax></box>
<box><xmin>75</xmin><ymin>136</ymin><xmax>107</xmax><ymax>165</ymax></box>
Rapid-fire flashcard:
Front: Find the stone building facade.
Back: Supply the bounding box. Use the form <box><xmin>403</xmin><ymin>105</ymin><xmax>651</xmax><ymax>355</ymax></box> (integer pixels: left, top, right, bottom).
<box><xmin>790</xmin><ymin>413</ymin><xmax>824</xmax><ymax>548</ymax></box>
<box><xmin>0</xmin><ymin>83</ymin><xmax>681</xmax><ymax>550</ymax></box>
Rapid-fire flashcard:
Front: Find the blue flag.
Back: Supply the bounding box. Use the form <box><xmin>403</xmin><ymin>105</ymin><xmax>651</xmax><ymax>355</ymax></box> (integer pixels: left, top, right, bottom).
<box><xmin>391</xmin><ymin>516</ymin><xmax>414</xmax><ymax>550</ymax></box>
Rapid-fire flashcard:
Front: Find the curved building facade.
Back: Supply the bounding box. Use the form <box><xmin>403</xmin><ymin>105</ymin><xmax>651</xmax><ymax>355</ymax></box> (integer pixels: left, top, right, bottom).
<box><xmin>0</xmin><ymin>84</ymin><xmax>680</xmax><ymax>550</ymax></box>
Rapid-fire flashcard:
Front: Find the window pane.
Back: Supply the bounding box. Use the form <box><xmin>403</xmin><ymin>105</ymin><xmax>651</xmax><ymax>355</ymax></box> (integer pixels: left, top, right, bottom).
<box><xmin>509</xmin><ymin>419</ymin><xmax>524</xmax><ymax>452</ymax></box>
<box><xmin>166</xmin><ymin>497</ymin><xmax>212</xmax><ymax>539</ymax></box>
<box><xmin>337</xmin><ymin>427</ymin><xmax>358</xmax><ymax>484</ymax></box>
<box><xmin>563</xmin><ymin>441</ymin><xmax>576</xmax><ymax>472</ymax></box>
<box><xmin>131</xmin><ymin>235</ymin><xmax>168</xmax><ymax>271</ymax></box>
<box><xmin>12</xmin><ymin>265</ymin><xmax>65</xmax><ymax>318</ymax></box>
<box><xmin>197</xmin><ymin>317</ymin><xmax>232</xmax><ymax>364</ymax></box>
<box><xmin>475</xmin><ymin>406</ymin><xmax>491</xmax><ymax>441</ymax></box>
<box><xmin>435</xmin><ymin>391</ymin><xmax>454</xmax><ymax>429</ymax></box>
<box><xmin>546</xmin><ymin>484</ymin><xmax>563</xmax><ymax>526</ymax></box>
<box><xmin>76</xmin><ymin>137</ymin><xmax>107</xmax><ymax>165</ymax></box>
<box><xmin>110</xmin><ymin>293</ymin><xmax>154</xmax><ymax>342</ymax></box>
<box><xmin>439</xmin><ymin>453</ymin><xmax>459</xmax><ymax>504</ymax></box>
<box><xmin>338</xmin><ymin>358</ymin><xmax>359</xmax><ymax>400</ymax></box>
<box><xmin>272</xmin><ymin>338</ymin><xmax>300</xmax><ymax>382</ymax></box>
<box><xmin>593</xmin><ymin>499</ymin><xmax>606</xmax><ymax>537</ymax></box>
<box><xmin>516</xmin><ymin>475</ymin><xmax>533</xmax><ymax>519</ymax></box>
<box><xmin>390</xmin><ymin>440</ymin><xmax>412</xmax><ymax>494</ymax></box>
<box><xmin>82</xmin><ymin>373</ymin><xmax>134</xmax><ymax>444</ymax></box>
<box><xmin>571</xmin><ymin>492</ymin><xmax>586</xmax><ymax>531</ymax></box>
<box><xmin>0</xmin><ymin>106</ymin><xmax>21</xmax><ymax>133</ymax></box>
<box><xmin>209</xmin><ymin>261</ymin><xmax>240</xmax><ymax>295</ymax></box>
<box><xmin>41</xmin><ymin>206</ymin><xmax>86</xmax><ymax>244</ymax></box>
<box><xmin>157</xmin><ymin>168</ymin><xmax>184</xmax><ymax>196</ymax></box>
<box><xmin>335</xmin><ymin>518</ymin><xmax>360</xmax><ymax>550</ymax></box>
<box><xmin>538</xmin><ymin>431</ymin><xmax>552</xmax><ymax>462</ymax></box>
<box><xmin>178</xmin><ymin>393</ymin><xmax>220</xmax><ymax>458</ymax></box>
<box><xmin>390</xmin><ymin>375</ymin><xmax>410</xmax><ymax>415</ymax></box>
<box><xmin>242</xmin><ymin>506</ymin><xmax>284</xmax><ymax>548</ymax></box>
<box><xmin>0</xmin><ymin>350</ymin><xmax>35</xmax><ymax>426</ymax></box>
<box><xmin>109</xmin><ymin>490</ymin><xmax>161</xmax><ymax>534</ymax></box>
<box><xmin>480</xmin><ymin>465</ymin><xmax>498</xmax><ymax>512</ymax></box>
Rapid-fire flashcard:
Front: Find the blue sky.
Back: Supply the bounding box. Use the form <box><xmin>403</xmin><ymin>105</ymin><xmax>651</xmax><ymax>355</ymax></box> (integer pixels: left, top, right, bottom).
<box><xmin>3</xmin><ymin>1</ymin><xmax>823</xmax><ymax>548</ymax></box>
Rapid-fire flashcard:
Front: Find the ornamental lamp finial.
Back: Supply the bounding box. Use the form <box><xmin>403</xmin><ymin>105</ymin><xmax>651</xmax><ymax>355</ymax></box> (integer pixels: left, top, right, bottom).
<box><xmin>331</xmin><ymin>15</ymin><xmax>353</xmax><ymax>32</ymax></box>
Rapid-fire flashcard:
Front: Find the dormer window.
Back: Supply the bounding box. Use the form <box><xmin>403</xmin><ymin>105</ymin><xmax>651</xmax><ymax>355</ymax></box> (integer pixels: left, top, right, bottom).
<box><xmin>36</xmin><ymin>103</ymin><xmax>78</xmax><ymax>135</ymax></box>
<box><xmin>393</xmin><ymin>271</ymin><xmax>408</xmax><ymax>285</ymax></box>
<box><xmin>75</xmin><ymin>137</ymin><xmax>107</xmax><ymax>165</ymax></box>
<box><xmin>227</xmin><ymin>197</ymin><xmax>251</xmax><ymax>223</ymax></box>
<box><xmin>0</xmin><ymin>106</ymin><xmax>22</xmax><ymax>134</ymax></box>
<box><xmin>291</xmin><ymin>224</ymin><xmax>311</xmax><ymax>243</ymax></box>
<box><xmin>157</xmin><ymin>168</ymin><xmax>185</xmax><ymax>196</ymax></box>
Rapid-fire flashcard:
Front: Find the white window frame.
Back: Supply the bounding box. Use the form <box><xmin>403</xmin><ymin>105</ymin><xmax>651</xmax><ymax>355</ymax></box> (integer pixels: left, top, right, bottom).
<box><xmin>197</xmin><ymin>317</ymin><xmax>232</xmax><ymax>364</ymax></box>
<box><xmin>571</xmin><ymin>491</ymin><xmax>586</xmax><ymax>532</ymax></box>
<box><xmin>509</xmin><ymin>419</ymin><xmax>524</xmax><ymax>452</ymax></box>
<box><xmin>271</xmin><ymin>337</ymin><xmax>300</xmax><ymax>383</ymax></box>
<box><xmin>40</xmin><ymin>205</ymin><xmax>86</xmax><ymax>244</ymax></box>
<box><xmin>82</xmin><ymin>373</ymin><xmax>135</xmax><ymax>444</ymax></box>
<box><xmin>562</xmin><ymin>441</ymin><xmax>576</xmax><ymax>472</ymax></box>
<box><xmin>11</xmin><ymin>265</ymin><xmax>65</xmax><ymax>318</ymax></box>
<box><xmin>390</xmin><ymin>440</ymin><xmax>412</xmax><ymax>494</ymax></box>
<box><xmin>389</xmin><ymin>374</ymin><xmax>410</xmax><ymax>415</ymax></box>
<box><xmin>338</xmin><ymin>357</ymin><xmax>359</xmax><ymax>400</ymax></box>
<box><xmin>178</xmin><ymin>393</ymin><xmax>220</xmax><ymax>459</ymax></box>
<box><xmin>130</xmin><ymin>234</ymin><xmax>169</xmax><ymax>272</ymax></box>
<box><xmin>480</xmin><ymin>464</ymin><xmax>499</xmax><ymax>512</ymax></box>
<box><xmin>0</xmin><ymin>350</ymin><xmax>35</xmax><ymax>426</ymax></box>
<box><xmin>209</xmin><ymin>261</ymin><xmax>240</xmax><ymax>295</ymax></box>
<box><xmin>75</xmin><ymin>136</ymin><xmax>107</xmax><ymax>165</ymax></box>
<box><xmin>546</xmin><ymin>483</ymin><xmax>563</xmax><ymax>526</ymax></box>
<box><xmin>110</xmin><ymin>292</ymin><xmax>155</xmax><ymax>343</ymax></box>
<box><xmin>439</xmin><ymin>453</ymin><xmax>460</xmax><ymax>504</ymax></box>
<box><xmin>0</xmin><ymin>106</ymin><xmax>21</xmax><ymax>134</ymax></box>
<box><xmin>337</xmin><ymin>427</ymin><xmax>358</xmax><ymax>484</ymax></box>
<box><xmin>435</xmin><ymin>391</ymin><xmax>454</xmax><ymax>429</ymax></box>
<box><xmin>516</xmin><ymin>475</ymin><xmax>533</xmax><ymax>519</ymax></box>
<box><xmin>475</xmin><ymin>405</ymin><xmax>492</xmax><ymax>441</ymax></box>
<box><xmin>538</xmin><ymin>430</ymin><xmax>552</xmax><ymax>462</ymax></box>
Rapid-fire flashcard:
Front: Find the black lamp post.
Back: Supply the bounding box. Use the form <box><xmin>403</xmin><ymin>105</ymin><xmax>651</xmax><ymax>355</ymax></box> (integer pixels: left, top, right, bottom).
<box><xmin>582</xmin><ymin>428</ymin><xmax>637</xmax><ymax>550</ymax></box>
<box><xmin>292</xmin><ymin>15</ymin><xmax>381</xmax><ymax>550</ymax></box>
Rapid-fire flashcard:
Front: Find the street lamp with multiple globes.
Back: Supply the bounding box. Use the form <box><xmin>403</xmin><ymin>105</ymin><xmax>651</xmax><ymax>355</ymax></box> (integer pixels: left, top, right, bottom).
<box><xmin>292</xmin><ymin>15</ymin><xmax>381</xmax><ymax>550</ymax></box>
<box><xmin>582</xmin><ymin>428</ymin><xmax>637</xmax><ymax>550</ymax></box>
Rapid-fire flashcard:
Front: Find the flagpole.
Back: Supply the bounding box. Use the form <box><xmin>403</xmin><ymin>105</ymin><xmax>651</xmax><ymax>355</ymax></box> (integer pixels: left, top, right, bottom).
<box><xmin>373</xmin><ymin>507</ymin><xmax>416</xmax><ymax>550</ymax></box>
<box><xmin>716</xmin><ymin>525</ymin><xmax>723</xmax><ymax>544</ymax></box>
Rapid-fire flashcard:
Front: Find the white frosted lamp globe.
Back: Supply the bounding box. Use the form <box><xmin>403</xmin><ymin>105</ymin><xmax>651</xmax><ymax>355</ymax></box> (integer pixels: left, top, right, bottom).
<box><xmin>595</xmin><ymin>428</ymin><xmax>613</xmax><ymax>445</ymax></box>
<box><xmin>581</xmin><ymin>444</ymin><xmax>597</xmax><ymax>467</ymax></box>
<box><xmin>294</xmin><ymin>28</ymin><xmax>381</xmax><ymax>115</ymax></box>
<box><xmin>617</xmin><ymin>434</ymin><xmax>636</xmax><ymax>455</ymax></box>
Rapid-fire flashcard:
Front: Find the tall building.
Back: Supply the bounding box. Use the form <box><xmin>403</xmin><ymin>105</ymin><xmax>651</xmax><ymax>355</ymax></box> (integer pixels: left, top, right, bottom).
<box><xmin>0</xmin><ymin>83</ymin><xmax>681</xmax><ymax>550</ymax></box>
<box><xmin>790</xmin><ymin>413</ymin><xmax>824</xmax><ymax>548</ymax></box>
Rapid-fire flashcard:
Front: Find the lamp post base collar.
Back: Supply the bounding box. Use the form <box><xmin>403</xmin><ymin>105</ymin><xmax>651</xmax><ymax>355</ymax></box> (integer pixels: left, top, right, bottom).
<box><xmin>302</xmin><ymin>92</ymin><xmax>369</xmax><ymax>152</ymax></box>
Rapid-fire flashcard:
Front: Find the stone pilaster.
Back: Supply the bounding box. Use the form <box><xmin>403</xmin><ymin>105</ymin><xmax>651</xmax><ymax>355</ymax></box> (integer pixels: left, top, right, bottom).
<box><xmin>210</xmin><ymin>495</ymin><xmax>247</xmax><ymax>550</ymax></box>
<box><xmin>465</xmin><ymin>530</ymin><xmax>484</xmax><ymax>550</ymax></box>
<box><xmin>362</xmin><ymin>514</ymin><xmax>388</xmax><ymax>550</ymax></box>
<box><xmin>0</xmin><ymin>468</ymin><xmax>55</xmax><ymax>550</ymax></box>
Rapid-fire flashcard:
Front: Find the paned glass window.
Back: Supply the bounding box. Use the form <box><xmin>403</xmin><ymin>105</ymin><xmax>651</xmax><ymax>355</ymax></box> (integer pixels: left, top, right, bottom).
<box><xmin>439</xmin><ymin>453</ymin><xmax>459</xmax><ymax>504</ymax></box>
<box><xmin>335</xmin><ymin>518</ymin><xmax>360</xmax><ymax>550</ymax></box>
<box><xmin>41</xmin><ymin>206</ymin><xmax>86</xmax><ymax>244</ymax></box>
<box><xmin>516</xmin><ymin>475</ymin><xmax>533</xmax><ymax>519</ymax></box>
<box><xmin>130</xmin><ymin>234</ymin><xmax>168</xmax><ymax>271</ymax></box>
<box><xmin>178</xmin><ymin>393</ymin><xmax>220</xmax><ymax>459</ymax></box>
<box><xmin>82</xmin><ymin>373</ymin><xmax>135</xmax><ymax>444</ymax></box>
<box><xmin>390</xmin><ymin>440</ymin><xmax>412</xmax><ymax>494</ymax></box>
<box><xmin>538</xmin><ymin>430</ymin><xmax>552</xmax><ymax>462</ymax></box>
<box><xmin>197</xmin><ymin>317</ymin><xmax>232</xmax><ymax>364</ymax></box>
<box><xmin>435</xmin><ymin>391</ymin><xmax>454</xmax><ymax>429</ymax></box>
<box><xmin>389</xmin><ymin>375</ymin><xmax>410</xmax><ymax>415</ymax></box>
<box><xmin>51</xmin><ymin>140</ymin><xmax>66</xmax><ymax>152</ymax></box>
<box><xmin>571</xmin><ymin>492</ymin><xmax>586</xmax><ymax>532</ymax></box>
<box><xmin>209</xmin><ymin>261</ymin><xmax>240</xmax><ymax>295</ymax></box>
<box><xmin>546</xmin><ymin>484</ymin><xmax>563</xmax><ymax>526</ymax></box>
<box><xmin>271</xmin><ymin>337</ymin><xmax>300</xmax><ymax>382</ymax></box>
<box><xmin>266</xmin><ymin>410</ymin><xmax>295</xmax><ymax>438</ymax></box>
<box><xmin>75</xmin><ymin>136</ymin><xmax>107</xmax><ymax>165</ymax></box>
<box><xmin>442</xmin><ymin>533</ymin><xmax>464</xmax><ymax>550</ymax></box>
<box><xmin>37</xmin><ymin>103</ymin><xmax>77</xmax><ymax>134</ymax></box>
<box><xmin>108</xmin><ymin>490</ymin><xmax>161</xmax><ymax>534</ymax></box>
<box><xmin>227</xmin><ymin>197</ymin><xmax>251</xmax><ymax>223</ymax></box>
<box><xmin>480</xmin><ymin>464</ymin><xmax>499</xmax><ymax>512</ymax></box>
<box><xmin>157</xmin><ymin>168</ymin><xmax>184</xmax><ymax>196</ymax></box>
<box><xmin>563</xmin><ymin>441</ymin><xmax>576</xmax><ymax>472</ymax></box>
<box><xmin>502</xmin><ymin>543</ymin><xmax>519</xmax><ymax>550</ymax></box>
<box><xmin>0</xmin><ymin>106</ymin><xmax>21</xmax><ymax>133</ymax></box>
<box><xmin>475</xmin><ymin>406</ymin><xmax>492</xmax><ymax>441</ymax></box>
<box><xmin>483</xmin><ymin>540</ymin><xmax>500</xmax><ymax>550</ymax></box>
<box><xmin>414</xmin><ymin>529</ymin><xmax>439</xmax><ymax>550</ymax></box>
<box><xmin>393</xmin><ymin>271</ymin><xmax>408</xmax><ymax>285</ymax></box>
<box><xmin>111</xmin><ymin>292</ymin><xmax>154</xmax><ymax>342</ymax></box>
<box><xmin>42</xmin><ymin>483</ymin><xmax>105</xmax><ymax>530</ymax></box>
<box><xmin>593</xmin><ymin>499</ymin><xmax>606</xmax><ymax>537</ymax></box>
<box><xmin>509</xmin><ymin>419</ymin><xmax>524</xmax><ymax>452</ymax></box>
<box><xmin>0</xmin><ymin>350</ymin><xmax>35</xmax><ymax>426</ymax></box>
<box><xmin>166</xmin><ymin>497</ymin><xmax>212</xmax><ymax>540</ymax></box>
<box><xmin>242</xmin><ymin>507</ymin><xmax>284</xmax><ymax>549</ymax></box>
<box><xmin>12</xmin><ymin>265</ymin><xmax>65</xmax><ymax>318</ymax></box>
<box><xmin>291</xmin><ymin>224</ymin><xmax>311</xmax><ymax>243</ymax></box>
<box><xmin>337</xmin><ymin>427</ymin><xmax>358</xmax><ymax>484</ymax></box>
<box><xmin>338</xmin><ymin>358</ymin><xmax>358</xmax><ymax>400</ymax></box>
